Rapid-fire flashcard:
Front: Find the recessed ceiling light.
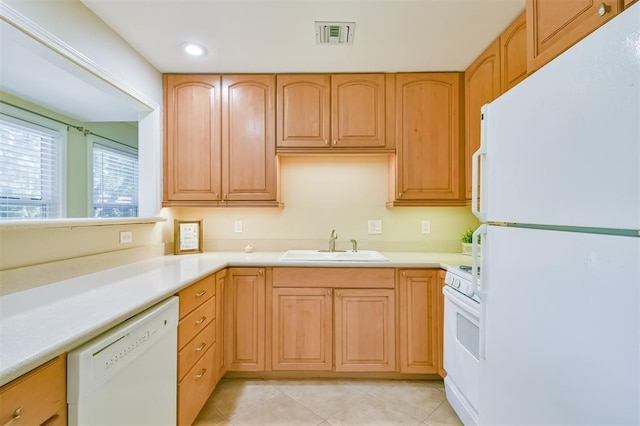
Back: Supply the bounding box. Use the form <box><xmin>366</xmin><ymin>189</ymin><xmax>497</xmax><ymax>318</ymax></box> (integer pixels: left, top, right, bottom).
<box><xmin>181</xmin><ymin>42</ymin><xmax>207</xmax><ymax>56</ymax></box>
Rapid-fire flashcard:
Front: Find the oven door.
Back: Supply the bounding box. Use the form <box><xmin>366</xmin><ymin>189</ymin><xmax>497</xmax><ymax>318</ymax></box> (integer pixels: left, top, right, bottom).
<box><xmin>443</xmin><ymin>286</ymin><xmax>480</xmax><ymax>425</ymax></box>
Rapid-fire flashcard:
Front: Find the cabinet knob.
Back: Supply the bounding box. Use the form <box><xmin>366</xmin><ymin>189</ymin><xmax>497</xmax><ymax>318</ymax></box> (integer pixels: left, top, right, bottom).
<box><xmin>258</xmin><ymin>269</ymin><xmax>264</xmax><ymax>276</ymax></box>
<box><xmin>324</xmin><ymin>139</ymin><xmax>329</xmax><ymax>145</ymax></box>
<box><xmin>223</xmin><ymin>193</ymin><xmax>227</xmax><ymax>200</ymax></box>
<box><xmin>327</xmin><ymin>289</ymin><xmax>331</xmax><ymax>295</ymax></box>
<box><xmin>214</xmin><ymin>192</ymin><xmax>219</xmax><ymax>200</ymax></box>
<box><xmin>195</xmin><ymin>342</ymin><xmax>207</xmax><ymax>352</ymax></box>
<box><xmin>402</xmin><ymin>271</ymin><xmax>406</xmax><ymax>277</ymax></box>
<box><xmin>195</xmin><ymin>316</ymin><xmax>207</xmax><ymax>325</ymax></box>
<box><xmin>598</xmin><ymin>2</ymin><xmax>610</xmax><ymax>16</ymax></box>
<box><xmin>398</xmin><ymin>192</ymin><xmax>402</xmax><ymax>197</ymax></box>
<box><xmin>336</xmin><ymin>291</ymin><xmax>341</xmax><ymax>297</ymax></box>
<box><xmin>195</xmin><ymin>290</ymin><xmax>207</xmax><ymax>298</ymax></box>
<box><xmin>333</xmin><ymin>140</ymin><xmax>337</xmax><ymax>145</ymax></box>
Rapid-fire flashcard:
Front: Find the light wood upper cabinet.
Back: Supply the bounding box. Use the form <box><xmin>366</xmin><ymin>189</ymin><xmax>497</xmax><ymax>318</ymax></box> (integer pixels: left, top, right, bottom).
<box><xmin>164</xmin><ymin>74</ymin><xmax>222</xmax><ymax>203</ymax></box>
<box><xmin>526</xmin><ymin>0</ymin><xmax>621</xmax><ymax>72</ymax></box>
<box><xmin>0</xmin><ymin>355</ymin><xmax>66</xmax><ymax>426</ymax></box>
<box><xmin>164</xmin><ymin>74</ymin><xmax>279</xmax><ymax>206</ymax></box>
<box><xmin>398</xmin><ymin>269</ymin><xmax>440</xmax><ymax>374</ymax></box>
<box><xmin>271</xmin><ymin>287</ymin><xmax>333</xmax><ymax>371</ymax></box>
<box><xmin>222</xmin><ymin>75</ymin><xmax>277</xmax><ymax>202</ymax></box>
<box><xmin>334</xmin><ymin>288</ymin><xmax>396</xmax><ymax>372</ymax></box>
<box><xmin>277</xmin><ymin>74</ymin><xmax>392</xmax><ymax>152</ymax></box>
<box><xmin>464</xmin><ymin>41</ymin><xmax>501</xmax><ymax>200</ymax></box>
<box><xmin>392</xmin><ymin>73</ymin><xmax>464</xmax><ymax>205</ymax></box>
<box><xmin>226</xmin><ymin>267</ymin><xmax>266</xmax><ymax>372</ymax></box>
<box><xmin>500</xmin><ymin>11</ymin><xmax>528</xmax><ymax>92</ymax></box>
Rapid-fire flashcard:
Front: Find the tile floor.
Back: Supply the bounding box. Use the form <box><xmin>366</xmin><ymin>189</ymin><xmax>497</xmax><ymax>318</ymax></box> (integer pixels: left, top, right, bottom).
<box><xmin>193</xmin><ymin>378</ymin><xmax>462</xmax><ymax>426</ymax></box>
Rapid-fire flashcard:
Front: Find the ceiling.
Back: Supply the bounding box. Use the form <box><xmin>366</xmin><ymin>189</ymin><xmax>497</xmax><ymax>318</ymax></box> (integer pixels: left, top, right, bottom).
<box><xmin>80</xmin><ymin>0</ymin><xmax>526</xmax><ymax>74</ymax></box>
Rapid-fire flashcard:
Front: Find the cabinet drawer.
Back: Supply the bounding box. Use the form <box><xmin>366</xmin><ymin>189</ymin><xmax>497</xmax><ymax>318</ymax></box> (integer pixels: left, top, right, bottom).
<box><xmin>178</xmin><ymin>274</ymin><xmax>215</xmax><ymax>319</ymax></box>
<box><xmin>178</xmin><ymin>345</ymin><xmax>216</xmax><ymax>426</ymax></box>
<box><xmin>273</xmin><ymin>268</ymin><xmax>395</xmax><ymax>288</ymax></box>
<box><xmin>178</xmin><ymin>297</ymin><xmax>215</xmax><ymax>350</ymax></box>
<box><xmin>178</xmin><ymin>320</ymin><xmax>216</xmax><ymax>382</ymax></box>
<box><xmin>0</xmin><ymin>355</ymin><xmax>66</xmax><ymax>426</ymax></box>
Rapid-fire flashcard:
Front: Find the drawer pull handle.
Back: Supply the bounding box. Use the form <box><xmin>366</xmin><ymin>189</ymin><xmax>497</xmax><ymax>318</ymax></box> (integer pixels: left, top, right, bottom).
<box><xmin>41</xmin><ymin>414</ymin><xmax>60</xmax><ymax>426</ymax></box>
<box><xmin>195</xmin><ymin>316</ymin><xmax>207</xmax><ymax>325</ymax></box>
<box><xmin>195</xmin><ymin>368</ymin><xmax>207</xmax><ymax>379</ymax></box>
<box><xmin>195</xmin><ymin>290</ymin><xmax>207</xmax><ymax>298</ymax></box>
<box><xmin>195</xmin><ymin>342</ymin><xmax>207</xmax><ymax>352</ymax></box>
<box><xmin>4</xmin><ymin>407</ymin><xmax>22</xmax><ymax>426</ymax></box>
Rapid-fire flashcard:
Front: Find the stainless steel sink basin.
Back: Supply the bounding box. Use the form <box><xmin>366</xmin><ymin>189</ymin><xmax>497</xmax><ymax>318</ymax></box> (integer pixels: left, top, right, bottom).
<box><xmin>279</xmin><ymin>250</ymin><xmax>389</xmax><ymax>262</ymax></box>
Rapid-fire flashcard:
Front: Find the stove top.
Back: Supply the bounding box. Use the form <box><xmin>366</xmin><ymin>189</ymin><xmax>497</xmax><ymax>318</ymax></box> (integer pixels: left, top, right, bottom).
<box><xmin>444</xmin><ymin>265</ymin><xmax>481</xmax><ymax>302</ymax></box>
<box><xmin>458</xmin><ymin>265</ymin><xmax>480</xmax><ymax>275</ymax></box>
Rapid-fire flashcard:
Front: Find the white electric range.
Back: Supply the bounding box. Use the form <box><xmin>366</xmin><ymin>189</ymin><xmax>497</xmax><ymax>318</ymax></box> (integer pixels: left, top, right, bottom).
<box><xmin>443</xmin><ymin>265</ymin><xmax>481</xmax><ymax>425</ymax></box>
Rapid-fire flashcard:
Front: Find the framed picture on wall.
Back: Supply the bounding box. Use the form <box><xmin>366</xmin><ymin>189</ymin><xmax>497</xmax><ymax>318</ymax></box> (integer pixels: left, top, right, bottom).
<box><xmin>174</xmin><ymin>219</ymin><xmax>203</xmax><ymax>255</ymax></box>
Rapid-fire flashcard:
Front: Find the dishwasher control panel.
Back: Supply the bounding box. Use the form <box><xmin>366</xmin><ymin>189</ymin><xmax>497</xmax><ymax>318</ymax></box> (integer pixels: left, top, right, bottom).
<box><xmin>67</xmin><ymin>297</ymin><xmax>179</xmax><ymax>401</ymax></box>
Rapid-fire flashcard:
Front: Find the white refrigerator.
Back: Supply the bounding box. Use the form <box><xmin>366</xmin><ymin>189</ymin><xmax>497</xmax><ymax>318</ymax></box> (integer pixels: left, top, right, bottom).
<box><xmin>471</xmin><ymin>3</ymin><xmax>640</xmax><ymax>425</ymax></box>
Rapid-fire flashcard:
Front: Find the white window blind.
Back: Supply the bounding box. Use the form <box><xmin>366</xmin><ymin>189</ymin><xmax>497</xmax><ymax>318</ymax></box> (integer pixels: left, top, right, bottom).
<box><xmin>92</xmin><ymin>137</ymin><xmax>138</xmax><ymax>218</ymax></box>
<box><xmin>0</xmin><ymin>111</ymin><xmax>64</xmax><ymax>220</ymax></box>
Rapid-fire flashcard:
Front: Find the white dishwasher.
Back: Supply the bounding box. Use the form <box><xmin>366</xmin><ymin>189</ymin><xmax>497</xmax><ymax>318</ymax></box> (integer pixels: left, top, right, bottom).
<box><xmin>67</xmin><ymin>296</ymin><xmax>178</xmax><ymax>426</ymax></box>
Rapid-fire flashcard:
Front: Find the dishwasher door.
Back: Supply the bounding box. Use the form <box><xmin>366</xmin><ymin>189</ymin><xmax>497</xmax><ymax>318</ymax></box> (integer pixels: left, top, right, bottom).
<box><xmin>67</xmin><ymin>296</ymin><xmax>178</xmax><ymax>426</ymax></box>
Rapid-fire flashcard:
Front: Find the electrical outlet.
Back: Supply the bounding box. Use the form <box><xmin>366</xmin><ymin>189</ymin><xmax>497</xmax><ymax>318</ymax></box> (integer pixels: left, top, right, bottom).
<box><xmin>367</xmin><ymin>219</ymin><xmax>382</xmax><ymax>235</ymax></box>
<box><xmin>119</xmin><ymin>231</ymin><xmax>133</xmax><ymax>244</ymax></box>
<box><xmin>234</xmin><ymin>220</ymin><xmax>243</xmax><ymax>233</ymax></box>
<box><xmin>421</xmin><ymin>220</ymin><xmax>431</xmax><ymax>234</ymax></box>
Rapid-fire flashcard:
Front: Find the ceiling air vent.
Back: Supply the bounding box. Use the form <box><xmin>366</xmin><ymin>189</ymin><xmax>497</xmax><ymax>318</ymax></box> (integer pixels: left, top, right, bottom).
<box><xmin>315</xmin><ymin>21</ymin><xmax>355</xmax><ymax>45</ymax></box>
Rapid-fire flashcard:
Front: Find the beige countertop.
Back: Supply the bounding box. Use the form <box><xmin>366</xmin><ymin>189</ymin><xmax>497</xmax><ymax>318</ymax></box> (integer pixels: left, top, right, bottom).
<box><xmin>0</xmin><ymin>251</ymin><xmax>470</xmax><ymax>386</ymax></box>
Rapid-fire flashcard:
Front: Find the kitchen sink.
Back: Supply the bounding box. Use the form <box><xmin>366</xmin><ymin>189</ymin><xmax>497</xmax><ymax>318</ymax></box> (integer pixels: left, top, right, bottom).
<box><xmin>279</xmin><ymin>250</ymin><xmax>389</xmax><ymax>262</ymax></box>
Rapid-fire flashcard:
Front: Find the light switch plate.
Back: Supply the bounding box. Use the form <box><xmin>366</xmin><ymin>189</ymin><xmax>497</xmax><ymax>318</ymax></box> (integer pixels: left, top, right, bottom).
<box><xmin>368</xmin><ymin>219</ymin><xmax>382</xmax><ymax>235</ymax></box>
<box><xmin>234</xmin><ymin>220</ymin><xmax>243</xmax><ymax>233</ymax></box>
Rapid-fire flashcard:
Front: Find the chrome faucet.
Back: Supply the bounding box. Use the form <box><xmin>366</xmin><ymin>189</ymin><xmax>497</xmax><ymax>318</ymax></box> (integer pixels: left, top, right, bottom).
<box><xmin>329</xmin><ymin>229</ymin><xmax>338</xmax><ymax>252</ymax></box>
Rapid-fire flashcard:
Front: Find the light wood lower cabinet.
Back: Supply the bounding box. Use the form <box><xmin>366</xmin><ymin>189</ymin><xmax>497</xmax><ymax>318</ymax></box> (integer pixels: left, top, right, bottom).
<box><xmin>176</xmin><ymin>274</ymin><xmax>217</xmax><ymax>426</ymax></box>
<box><xmin>0</xmin><ymin>355</ymin><xmax>66</xmax><ymax>426</ymax></box>
<box><xmin>271</xmin><ymin>267</ymin><xmax>396</xmax><ymax>372</ymax></box>
<box><xmin>334</xmin><ymin>288</ymin><xmax>396</xmax><ymax>372</ymax></box>
<box><xmin>226</xmin><ymin>267</ymin><xmax>266</xmax><ymax>371</ymax></box>
<box><xmin>398</xmin><ymin>269</ymin><xmax>440</xmax><ymax>374</ymax></box>
<box><xmin>215</xmin><ymin>270</ymin><xmax>227</xmax><ymax>380</ymax></box>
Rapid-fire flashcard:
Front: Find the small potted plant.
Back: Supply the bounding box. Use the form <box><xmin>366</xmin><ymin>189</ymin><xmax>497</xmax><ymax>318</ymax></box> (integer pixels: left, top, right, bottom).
<box><xmin>460</xmin><ymin>227</ymin><xmax>481</xmax><ymax>256</ymax></box>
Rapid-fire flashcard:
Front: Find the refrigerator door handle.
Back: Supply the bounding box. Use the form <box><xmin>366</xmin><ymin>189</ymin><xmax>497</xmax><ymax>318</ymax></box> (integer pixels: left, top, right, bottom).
<box><xmin>472</xmin><ymin>224</ymin><xmax>488</xmax><ymax>360</ymax></box>
<box><xmin>471</xmin><ymin>105</ymin><xmax>488</xmax><ymax>222</ymax></box>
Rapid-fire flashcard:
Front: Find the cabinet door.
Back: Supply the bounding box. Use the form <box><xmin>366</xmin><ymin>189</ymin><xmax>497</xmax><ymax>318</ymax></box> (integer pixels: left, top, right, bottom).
<box><xmin>395</xmin><ymin>73</ymin><xmax>463</xmax><ymax>203</ymax></box>
<box><xmin>272</xmin><ymin>287</ymin><xmax>333</xmax><ymax>371</ymax></box>
<box><xmin>334</xmin><ymin>288</ymin><xmax>395</xmax><ymax>372</ymax></box>
<box><xmin>331</xmin><ymin>74</ymin><xmax>386</xmax><ymax>148</ymax></box>
<box><xmin>277</xmin><ymin>74</ymin><xmax>330</xmax><ymax>148</ymax></box>
<box><xmin>464</xmin><ymin>42</ymin><xmax>501</xmax><ymax>200</ymax></box>
<box><xmin>226</xmin><ymin>268</ymin><xmax>265</xmax><ymax>371</ymax></box>
<box><xmin>527</xmin><ymin>0</ymin><xmax>620</xmax><ymax>72</ymax></box>
<box><xmin>163</xmin><ymin>74</ymin><xmax>222</xmax><ymax>202</ymax></box>
<box><xmin>398</xmin><ymin>270</ymin><xmax>439</xmax><ymax>374</ymax></box>
<box><xmin>221</xmin><ymin>75</ymin><xmax>277</xmax><ymax>202</ymax></box>
<box><xmin>500</xmin><ymin>12</ymin><xmax>528</xmax><ymax>92</ymax></box>
<box><xmin>215</xmin><ymin>270</ymin><xmax>226</xmax><ymax>381</ymax></box>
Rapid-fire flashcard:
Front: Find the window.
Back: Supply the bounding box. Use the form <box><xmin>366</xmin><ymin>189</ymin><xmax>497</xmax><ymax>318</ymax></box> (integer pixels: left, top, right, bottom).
<box><xmin>91</xmin><ymin>136</ymin><xmax>138</xmax><ymax>218</ymax></box>
<box><xmin>0</xmin><ymin>106</ymin><xmax>65</xmax><ymax>220</ymax></box>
